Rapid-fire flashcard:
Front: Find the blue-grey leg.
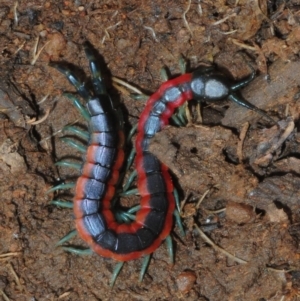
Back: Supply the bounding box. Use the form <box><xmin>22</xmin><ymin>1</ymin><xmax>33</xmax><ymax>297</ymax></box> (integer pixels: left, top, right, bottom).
<box><xmin>122</xmin><ymin>169</ymin><xmax>137</xmax><ymax>192</ymax></box>
<box><xmin>55</xmin><ymin>161</ymin><xmax>81</xmax><ymax>170</ymax></box>
<box><xmin>63</xmin><ymin>125</ymin><xmax>89</xmax><ymax>140</ymax></box>
<box><xmin>46</xmin><ymin>182</ymin><xmax>75</xmax><ymax>194</ymax></box>
<box><xmin>174</xmin><ymin>209</ymin><xmax>185</xmax><ymax>237</ymax></box>
<box><xmin>60</xmin><ymin>137</ymin><xmax>86</xmax><ymax>153</ymax></box>
<box><xmin>50</xmin><ymin>200</ymin><xmax>73</xmax><ymax>208</ymax></box>
<box><xmin>56</xmin><ymin>229</ymin><xmax>77</xmax><ymax>246</ymax></box>
<box><xmin>62</xmin><ymin>246</ymin><xmax>93</xmax><ymax>256</ymax></box>
<box><xmin>62</xmin><ymin>93</ymin><xmax>90</xmax><ymax>121</ymax></box>
<box><xmin>139</xmin><ymin>254</ymin><xmax>151</xmax><ymax>282</ymax></box>
<box><xmin>119</xmin><ymin>188</ymin><xmax>139</xmax><ymax>197</ymax></box>
<box><xmin>165</xmin><ymin>235</ymin><xmax>174</xmax><ymax>264</ymax></box>
<box><xmin>110</xmin><ymin>261</ymin><xmax>125</xmax><ymax>287</ymax></box>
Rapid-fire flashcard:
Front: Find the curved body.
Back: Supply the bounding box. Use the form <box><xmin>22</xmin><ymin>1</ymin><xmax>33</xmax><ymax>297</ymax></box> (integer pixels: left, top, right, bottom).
<box><xmin>52</xmin><ymin>46</ymin><xmax>269</xmax><ymax>263</ymax></box>
<box><xmin>74</xmin><ymin>73</ymin><xmax>194</xmax><ymax>261</ymax></box>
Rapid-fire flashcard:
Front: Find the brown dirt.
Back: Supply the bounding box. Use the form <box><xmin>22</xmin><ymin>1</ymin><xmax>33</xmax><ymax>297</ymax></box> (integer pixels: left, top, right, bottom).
<box><xmin>1</xmin><ymin>1</ymin><xmax>300</xmax><ymax>300</ymax></box>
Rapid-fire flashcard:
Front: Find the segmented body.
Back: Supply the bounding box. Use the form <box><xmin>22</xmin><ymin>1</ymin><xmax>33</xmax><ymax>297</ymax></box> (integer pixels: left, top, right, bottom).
<box><xmin>52</xmin><ymin>44</ymin><xmax>271</xmax><ymax>264</ymax></box>
<box><xmin>74</xmin><ymin>71</ymin><xmax>194</xmax><ymax>261</ymax></box>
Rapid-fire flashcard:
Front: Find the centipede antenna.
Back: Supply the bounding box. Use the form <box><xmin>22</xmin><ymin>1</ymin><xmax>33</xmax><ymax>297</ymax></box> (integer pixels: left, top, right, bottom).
<box><xmin>230</xmin><ymin>69</ymin><xmax>255</xmax><ymax>91</ymax></box>
<box><xmin>110</xmin><ymin>262</ymin><xmax>124</xmax><ymax>287</ymax></box>
<box><xmin>46</xmin><ymin>182</ymin><xmax>75</xmax><ymax>194</ymax></box>
<box><xmin>139</xmin><ymin>255</ymin><xmax>151</xmax><ymax>282</ymax></box>
<box><xmin>60</xmin><ymin>137</ymin><xmax>87</xmax><ymax>153</ymax></box>
<box><xmin>63</xmin><ymin>93</ymin><xmax>91</xmax><ymax>121</ymax></box>
<box><xmin>165</xmin><ymin>235</ymin><xmax>174</xmax><ymax>264</ymax></box>
<box><xmin>56</xmin><ymin>229</ymin><xmax>77</xmax><ymax>246</ymax></box>
<box><xmin>228</xmin><ymin>93</ymin><xmax>276</xmax><ymax>125</ymax></box>
<box><xmin>50</xmin><ymin>200</ymin><xmax>74</xmax><ymax>208</ymax></box>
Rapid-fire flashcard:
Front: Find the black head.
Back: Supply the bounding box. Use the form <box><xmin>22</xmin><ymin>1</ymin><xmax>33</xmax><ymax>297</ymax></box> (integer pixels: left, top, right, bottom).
<box><xmin>190</xmin><ymin>68</ymin><xmax>231</xmax><ymax>102</ymax></box>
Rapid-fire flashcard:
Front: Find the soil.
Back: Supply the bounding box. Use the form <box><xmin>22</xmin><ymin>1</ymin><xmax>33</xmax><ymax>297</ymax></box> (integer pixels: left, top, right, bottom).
<box><xmin>1</xmin><ymin>1</ymin><xmax>300</xmax><ymax>300</ymax></box>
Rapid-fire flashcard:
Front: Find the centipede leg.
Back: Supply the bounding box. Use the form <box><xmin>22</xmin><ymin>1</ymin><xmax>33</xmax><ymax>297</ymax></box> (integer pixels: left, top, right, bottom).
<box><xmin>179</xmin><ymin>55</ymin><xmax>187</xmax><ymax>74</ymax></box>
<box><xmin>60</xmin><ymin>137</ymin><xmax>86</xmax><ymax>153</ymax></box>
<box><xmin>165</xmin><ymin>235</ymin><xmax>174</xmax><ymax>264</ymax></box>
<box><xmin>110</xmin><ymin>261</ymin><xmax>125</xmax><ymax>287</ymax></box>
<box><xmin>173</xmin><ymin>209</ymin><xmax>185</xmax><ymax>237</ymax></box>
<box><xmin>63</xmin><ymin>125</ymin><xmax>89</xmax><ymax>140</ymax></box>
<box><xmin>122</xmin><ymin>169</ymin><xmax>137</xmax><ymax>192</ymax></box>
<box><xmin>62</xmin><ymin>93</ymin><xmax>90</xmax><ymax>121</ymax></box>
<box><xmin>55</xmin><ymin>161</ymin><xmax>81</xmax><ymax>170</ymax></box>
<box><xmin>56</xmin><ymin>229</ymin><xmax>77</xmax><ymax>246</ymax></box>
<box><xmin>160</xmin><ymin>67</ymin><xmax>170</xmax><ymax>82</ymax></box>
<box><xmin>50</xmin><ymin>200</ymin><xmax>73</xmax><ymax>208</ymax></box>
<box><xmin>61</xmin><ymin>246</ymin><xmax>93</xmax><ymax>256</ymax></box>
<box><xmin>139</xmin><ymin>254</ymin><xmax>151</xmax><ymax>282</ymax></box>
<box><xmin>119</xmin><ymin>188</ymin><xmax>139</xmax><ymax>197</ymax></box>
<box><xmin>47</xmin><ymin>182</ymin><xmax>75</xmax><ymax>193</ymax></box>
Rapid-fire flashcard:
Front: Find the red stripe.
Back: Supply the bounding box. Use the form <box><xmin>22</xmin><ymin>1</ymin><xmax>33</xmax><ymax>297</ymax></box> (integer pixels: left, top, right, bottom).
<box><xmin>75</xmin><ymin>73</ymin><xmax>193</xmax><ymax>261</ymax></box>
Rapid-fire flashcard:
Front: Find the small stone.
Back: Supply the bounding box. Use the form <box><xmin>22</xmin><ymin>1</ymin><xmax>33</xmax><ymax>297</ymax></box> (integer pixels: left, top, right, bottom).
<box><xmin>176</xmin><ymin>270</ymin><xmax>197</xmax><ymax>293</ymax></box>
<box><xmin>226</xmin><ymin>201</ymin><xmax>255</xmax><ymax>224</ymax></box>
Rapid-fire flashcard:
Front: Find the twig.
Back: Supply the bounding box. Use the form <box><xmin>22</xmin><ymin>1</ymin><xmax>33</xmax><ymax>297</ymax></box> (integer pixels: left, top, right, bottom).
<box><xmin>37</xmin><ymin>93</ymin><xmax>50</xmax><ymax>105</ymax></box>
<box><xmin>13</xmin><ymin>1</ymin><xmax>18</xmax><ymax>26</ymax></box>
<box><xmin>254</xmin><ymin>118</ymin><xmax>295</xmax><ymax>165</ymax></box>
<box><xmin>8</xmin><ymin>262</ymin><xmax>24</xmax><ymax>292</ymax></box>
<box><xmin>194</xmin><ymin>224</ymin><xmax>248</xmax><ymax>264</ymax></box>
<box><xmin>31</xmin><ymin>36</ymin><xmax>50</xmax><ymax>65</ymax></box>
<box><xmin>195</xmin><ymin>189</ymin><xmax>210</xmax><ymax>209</ymax></box>
<box><xmin>0</xmin><ymin>252</ymin><xmax>21</xmax><ymax>258</ymax></box>
<box><xmin>101</xmin><ymin>21</ymin><xmax>122</xmax><ymax>44</ymax></box>
<box><xmin>212</xmin><ymin>12</ymin><xmax>237</xmax><ymax>26</ymax></box>
<box><xmin>0</xmin><ymin>289</ymin><xmax>10</xmax><ymax>301</ymax></box>
<box><xmin>218</xmin><ymin>29</ymin><xmax>237</xmax><ymax>35</ymax></box>
<box><xmin>180</xmin><ymin>190</ymin><xmax>192</xmax><ymax>212</ymax></box>
<box><xmin>27</xmin><ymin>107</ymin><xmax>51</xmax><ymax>125</ymax></box>
<box><xmin>38</xmin><ymin>119</ymin><xmax>80</xmax><ymax>144</ymax></box>
<box><xmin>58</xmin><ymin>291</ymin><xmax>72</xmax><ymax>299</ymax></box>
<box><xmin>14</xmin><ymin>41</ymin><xmax>25</xmax><ymax>55</ymax></box>
<box><xmin>230</xmin><ymin>38</ymin><xmax>257</xmax><ymax>51</ymax></box>
<box><xmin>112</xmin><ymin>77</ymin><xmax>143</xmax><ymax>94</ymax></box>
<box><xmin>182</xmin><ymin>0</ymin><xmax>193</xmax><ymax>36</ymax></box>
<box><xmin>197</xmin><ymin>0</ymin><xmax>203</xmax><ymax>16</ymax></box>
<box><xmin>237</xmin><ymin>122</ymin><xmax>249</xmax><ymax>162</ymax></box>
<box><xmin>144</xmin><ymin>26</ymin><xmax>158</xmax><ymax>42</ymax></box>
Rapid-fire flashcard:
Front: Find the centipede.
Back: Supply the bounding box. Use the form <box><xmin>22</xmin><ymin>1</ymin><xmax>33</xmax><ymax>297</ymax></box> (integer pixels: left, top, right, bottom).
<box><xmin>49</xmin><ymin>41</ymin><xmax>273</xmax><ymax>286</ymax></box>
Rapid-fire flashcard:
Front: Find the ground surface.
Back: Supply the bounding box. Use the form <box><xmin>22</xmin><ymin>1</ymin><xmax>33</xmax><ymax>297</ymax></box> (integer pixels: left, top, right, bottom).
<box><xmin>1</xmin><ymin>1</ymin><xmax>300</xmax><ymax>300</ymax></box>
